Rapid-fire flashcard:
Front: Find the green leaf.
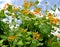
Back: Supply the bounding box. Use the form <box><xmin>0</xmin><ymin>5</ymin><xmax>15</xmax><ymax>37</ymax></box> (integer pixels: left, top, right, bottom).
<box><xmin>27</xmin><ymin>32</ymin><xmax>32</xmax><ymax>35</ymax></box>
<box><xmin>58</xmin><ymin>7</ymin><xmax>60</xmax><ymax>11</ymax></box>
<box><xmin>37</xmin><ymin>43</ymin><xmax>43</xmax><ymax>46</ymax></box>
<box><xmin>45</xmin><ymin>2</ymin><xmax>48</xmax><ymax>4</ymax></box>
<box><xmin>0</xmin><ymin>40</ymin><xmax>4</xmax><ymax>46</ymax></box>
<box><xmin>51</xmin><ymin>42</ymin><xmax>60</xmax><ymax>47</ymax></box>
<box><xmin>54</xmin><ymin>4</ymin><xmax>56</xmax><ymax>8</ymax></box>
<box><xmin>39</xmin><ymin>23</ymin><xmax>52</xmax><ymax>35</ymax></box>
<box><xmin>34</xmin><ymin>21</ymin><xmax>39</xmax><ymax>25</ymax></box>
<box><xmin>51</xmin><ymin>4</ymin><xmax>56</xmax><ymax>11</ymax></box>
<box><xmin>0</xmin><ymin>10</ymin><xmax>5</xmax><ymax>18</ymax></box>
<box><xmin>26</xmin><ymin>42</ymin><xmax>31</xmax><ymax>44</ymax></box>
<box><xmin>26</xmin><ymin>37</ymin><xmax>31</xmax><ymax>41</ymax></box>
<box><xmin>17</xmin><ymin>40</ymin><xmax>23</xmax><ymax>46</ymax></box>
<box><xmin>13</xmin><ymin>39</ymin><xmax>18</xmax><ymax>47</ymax></box>
<box><xmin>2</xmin><ymin>45</ymin><xmax>7</xmax><ymax>47</ymax></box>
<box><xmin>30</xmin><ymin>39</ymin><xmax>37</xmax><ymax>47</ymax></box>
<box><xmin>0</xmin><ymin>21</ymin><xmax>9</xmax><ymax>35</ymax></box>
<box><xmin>35</xmin><ymin>0</ymin><xmax>39</xmax><ymax>5</ymax></box>
<box><xmin>7</xmin><ymin>5</ymin><xmax>12</xmax><ymax>12</ymax></box>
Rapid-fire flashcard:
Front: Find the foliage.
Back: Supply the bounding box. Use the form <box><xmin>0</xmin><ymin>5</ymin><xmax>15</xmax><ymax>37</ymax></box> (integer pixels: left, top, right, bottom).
<box><xmin>0</xmin><ymin>0</ymin><xmax>60</xmax><ymax>47</ymax></box>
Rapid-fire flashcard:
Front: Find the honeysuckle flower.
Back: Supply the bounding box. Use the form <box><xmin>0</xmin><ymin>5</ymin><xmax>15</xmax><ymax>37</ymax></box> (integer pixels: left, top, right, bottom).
<box><xmin>2</xmin><ymin>16</ymin><xmax>12</xmax><ymax>23</ymax></box>
<box><xmin>51</xmin><ymin>26</ymin><xmax>60</xmax><ymax>38</ymax></box>
<box><xmin>32</xmin><ymin>32</ymin><xmax>37</xmax><ymax>40</ymax></box>
<box><xmin>16</xmin><ymin>24</ymin><xmax>20</xmax><ymax>27</ymax></box>
<box><xmin>15</xmin><ymin>19</ymin><xmax>22</xmax><ymax>25</ymax></box>
<box><xmin>9</xmin><ymin>25</ymin><xmax>14</xmax><ymax>29</ymax></box>
<box><xmin>17</xmin><ymin>20</ymin><xmax>22</xmax><ymax>24</ymax></box>
<box><xmin>47</xmin><ymin>13</ymin><xmax>59</xmax><ymax>24</ymax></box>
<box><xmin>30</xmin><ymin>9</ymin><xmax>42</xmax><ymax>16</ymax></box>
<box><xmin>47</xmin><ymin>13</ymin><xmax>53</xmax><ymax>18</ymax></box>
<box><xmin>49</xmin><ymin>10</ymin><xmax>54</xmax><ymax>14</ymax></box>
<box><xmin>29</xmin><ymin>1</ymin><xmax>34</xmax><ymax>7</ymax></box>
<box><xmin>20</xmin><ymin>28</ymin><xmax>27</xmax><ymax>32</ymax></box>
<box><xmin>31</xmin><ymin>11</ymin><xmax>42</xmax><ymax>16</ymax></box>
<box><xmin>53</xmin><ymin>17</ymin><xmax>58</xmax><ymax>24</ymax></box>
<box><xmin>23</xmin><ymin>0</ymin><xmax>29</xmax><ymax>8</ymax></box>
<box><xmin>8</xmin><ymin>36</ymin><xmax>16</xmax><ymax>42</ymax></box>
<box><xmin>6</xmin><ymin>16</ymin><xmax>12</xmax><ymax>23</ymax></box>
<box><xmin>52</xmin><ymin>26</ymin><xmax>58</xmax><ymax>30</ymax></box>
<box><xmin>32</xmin><ymin>32</ymin><xmax>40</xmax><ymax>40</ymax></box>
<box><xmin>49</xmin><ymin>9</ymin><xmax>60</xmax><ymax>19</ymax></box>
<box><xmin>3</xmin><ymin>3</ymin><xmax>10</xmax><ymax>10</ymax></box>
<box><xmin>51</xmin><ymin>31</ymin><xmax>60</xmax><ymax>38</ymax></box>
<box><xmin>35</xmin><ymin>14</ymin><xmax>43</xmax><ymax>18</ymax></box>
<box><xmin>23</xmin><ymin>9</ymin><xmax>30</xmax><ymax>15</ymax></box>
<box><xmin>11</xmin><ymin>13</ymin><xmax>15</xmax><ymax>16</ymax></box>
<box><xmin>50</xmin><ymin>17</ymin><xmax>58</xmax><ymax>24</ymax></box>
<box><xmin>2</xmin><ymin>18</ymin><xmax>8</xmax><ymax>23</ymax></box>
<box><xmin>11</xmin><ymin>13</ymin><xmax>16</xmax><ymax>18</ymax></box>
<box><xmin>12</xmin><ymin>5</ymin><xmax>20</xmax><ymax>11</ymax></box>
<box><xmin>51</xmin><ymin>31</ymin><xmax>58</xmax><ymax>36</ymax></box>
<box><xmin>4</xmin><ymin>10</ymin><xmax>11</xmax><ymax>16</ymax></box>
<box><xmin>15</xmin><ymin>20</ymin><xmax>22</xmax><ymax>27</ymax></box>
<box><xmin>36</xmin><ymin>33</ymin><xmax>40</xmax><ymax>40</ymax></box>
<box><xmin>56</xmin><ymin>33</ymin><xmax>60</xmax><ymax>38</ymax></box>
<box><xmin>34</xmin><ymin>8</ymin><xmax>42</xmax><ymax>15</ymax></box>
<box><xmin>46</xmin><ymin>16</ymin><xmax>49</xmax><ymax>19</ymax></box>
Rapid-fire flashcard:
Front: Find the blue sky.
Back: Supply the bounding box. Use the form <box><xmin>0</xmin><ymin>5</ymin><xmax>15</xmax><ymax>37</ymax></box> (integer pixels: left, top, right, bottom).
<box><xmin>0</xmin><ymin>0</ymin><xmax>60</xmax><ymax>10</ymax></box>
<box><xmin>39</xmin><ymin>0</ymin><xmax>60</xmax><ymax>9</ymax></box>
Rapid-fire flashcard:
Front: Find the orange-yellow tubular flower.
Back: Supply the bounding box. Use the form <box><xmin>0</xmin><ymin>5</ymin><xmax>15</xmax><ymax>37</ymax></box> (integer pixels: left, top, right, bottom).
<box><xmin>8</xmin><ymin>36</ymin><xmax>16</xmax><ymax>42</ymax></box>
<box><xmin>36</xmin><ymin>34</ymin><xmax>40</xmax><ymax>40</ymax></box>
<box><xmin>23</xmin><ymin>9</ymin><xmax>30</xmax><ymax>15</ymax></box>
<box><xmin>3</xmin><ymin>3</ymin><xmax>10</xmax><ymax>10</ymax></box>
<box><xmin>29</xmin><ymin>1</ymin><xmax>34</xmax><ymax>7</ymax></box>
<box><xmin>34</xmin><ymin>8</ymin><xmax>42</xmax><ymax>16</ymax></box>
<box><xmin>47</xmin><ymin>13</ymin><xmax>53</xmax><ymax>18</ymax></box>
<box><xmin>32</xmin><ymin>32</ymin><xmax>40</xmax><ymax>40</ymax></box>
<box><xmin>23</xmin><ymin>0</ymin><xmax>29</xmax><ymax>8</ymax></box>
<box><xmin>53</xmin><ymin>17</ymin><xmax>58</xmax><ymax>24</ymax></box>
<box><xmin>50</xmin><ymin>17</ymin><xmax>58</xmax><ymax>24</ymax></box>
